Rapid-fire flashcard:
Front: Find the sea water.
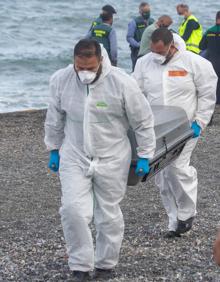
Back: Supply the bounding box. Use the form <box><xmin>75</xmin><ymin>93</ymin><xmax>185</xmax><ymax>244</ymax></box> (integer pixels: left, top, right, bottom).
<box><xmin>0</xmin><ymin>0</ymin><xmax>219</xmax><ymax>112</ymax></box>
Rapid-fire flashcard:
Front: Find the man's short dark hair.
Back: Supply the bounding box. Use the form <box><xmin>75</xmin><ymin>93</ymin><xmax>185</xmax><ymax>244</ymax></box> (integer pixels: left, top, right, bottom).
<box><xmin>216</xmin><ymin>11</ymin><xmax>220</xmax><ymax>21</ymax></box>
<box><xmin>158</xmin><ymin>15</ymin><xmax>173</xmax><ymax>24</ymax></box>
<box><xmin>101</xmin><ymin>12</ymin><xmax>113</xmax><ymax>22</ymax></box>
<box><xmin>151</xmin><ymin>28</ymin><xmax>174</xmax><ymax>45</ymax></box>
<box><xmin>139</xmin><ymin>2</ymin><xmax>149</xmax><ymax>9</ymax></box>
<box><xmin>176</xmin><ymin>3</ymin><xmax>189</xmax><ymax>10</ymax></box>
<box><xmin>102</xmin><ymin>4</ymin><xmax>116</xmax><ymax>14</ymax></box>
<box><xmin>74</xmin><ymin>39</ymin><xmax>101</xmax><ymax>59</ymax></box>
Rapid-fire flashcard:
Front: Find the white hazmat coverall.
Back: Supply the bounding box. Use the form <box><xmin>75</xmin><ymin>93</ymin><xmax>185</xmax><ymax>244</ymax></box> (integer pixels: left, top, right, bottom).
<box><xmin>133</xmin><ymin>50</ymin><xmax>217</xmax><ymax>231</ymax></box>
<box><xmin>172</xmin><ymin>33</ymin><xmax>186</xmax><ymax>51</ymax></box>
<box><xmin>44</xmin><ymin>49</ymin><xmax>156</xmax><ymax>271</ymax></box>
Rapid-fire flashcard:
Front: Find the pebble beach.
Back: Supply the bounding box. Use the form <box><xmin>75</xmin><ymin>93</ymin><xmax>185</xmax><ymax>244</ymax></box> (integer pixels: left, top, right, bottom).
<box><xmin>0</xmin><ymin>108</ymin><xmax>220</xmax><ymax>281</ymax></box>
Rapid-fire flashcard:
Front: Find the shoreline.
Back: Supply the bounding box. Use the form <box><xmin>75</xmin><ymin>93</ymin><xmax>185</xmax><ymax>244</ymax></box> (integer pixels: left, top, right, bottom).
<box><xmin>0</xmin><ymin>107</ymin><xmax>47</xmax><ymax>116</ymax></box>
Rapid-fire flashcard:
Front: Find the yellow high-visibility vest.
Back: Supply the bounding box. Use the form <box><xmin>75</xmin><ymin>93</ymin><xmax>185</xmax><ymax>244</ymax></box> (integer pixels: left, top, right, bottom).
<box><xmin>179</xmin><ymin>14</ymin><xmax>202</xmax><ymax>54</ymax></box>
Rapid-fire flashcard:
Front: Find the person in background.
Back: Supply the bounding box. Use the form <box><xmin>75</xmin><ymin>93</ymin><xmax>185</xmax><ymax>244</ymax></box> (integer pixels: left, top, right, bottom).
<box><xmin>138</xmin><ymin>15</ymin><xmax>173</xmax><ymax>57</ymax></box>
<box><xmin>86</xmin><ymin>12</ymin><xmax>118</xmax><ymax>66</ymax></box>
<box><xmin>45</xmin><ymin>39</ymin><xmax>156</xmax><ymax>282</ymax></box>
<box><xmin>177</xmin><ymin>4</ymin><xmax>202</xmax><ymax>54</ymax></box>
<box><xmin>133</xmin><ymin>28</ymin><xmax>217</xmax><ymax>239</ymax></box>
<box><xmin>199</xmin><ymin>11</ymin><xmax>220</xmax><ymax>105</ymax></box>
<box><xmin>127</xmin><ymin>2</ymin><xmax>154</xmax><ymax>70</ymax></box>
<box><xmin>88</xmin><ymin>4</ymin><xmax>117</xmax><ymax>31</ymax></box>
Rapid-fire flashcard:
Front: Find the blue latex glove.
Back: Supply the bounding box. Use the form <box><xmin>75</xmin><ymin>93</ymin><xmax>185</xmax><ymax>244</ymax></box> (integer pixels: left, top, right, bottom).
<box><xmin>191</xmin><ymin>121</ymin><xmax>201</xmax><ymax>138</ymax></box>
<box><xmin>48</xmin><ymin>150</ymin><xmax>60</xmax><ymax>172</ymax></box>
<box><xmin>135</xmin><ymin>158</ymin><xmax>150</xmax><ymax>176</ymax></box>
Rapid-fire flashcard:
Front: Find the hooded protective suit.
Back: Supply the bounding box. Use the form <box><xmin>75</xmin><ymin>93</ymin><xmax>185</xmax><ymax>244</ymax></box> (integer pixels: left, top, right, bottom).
<box><xmin>44</xmin><ymin>47</ymin><xmax>156</xmax><ymax>271</ymax></box>
<box><xmin>133</xmin><ymin>50</ymin><xmax>217</xmax><ymax>231</ymax></box>
<box><xmin>172</xmin><ymin>33</ymin><xmax>186</xmax><ymax>51</ymax></box>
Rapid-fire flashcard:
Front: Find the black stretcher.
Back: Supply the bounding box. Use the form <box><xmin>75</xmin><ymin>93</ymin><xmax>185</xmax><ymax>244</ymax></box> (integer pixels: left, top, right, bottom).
<box><xmin>127</xmin><ymin>105</ymin><xmax>194</xmax><ymax>186</ymax></box>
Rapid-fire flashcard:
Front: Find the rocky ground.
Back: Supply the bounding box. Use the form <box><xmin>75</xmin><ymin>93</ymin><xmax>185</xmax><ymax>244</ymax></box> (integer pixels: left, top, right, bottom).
<box><xmin>0</xmin><ymin>108</ymin><xmax>220</xmax><ymax>282</ymax></box>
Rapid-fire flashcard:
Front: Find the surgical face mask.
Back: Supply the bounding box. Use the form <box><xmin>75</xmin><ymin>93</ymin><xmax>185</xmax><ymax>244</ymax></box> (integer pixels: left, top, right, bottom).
<box><xmin>152</xmin><ymin>43</ymin><xmax>172</xmax><ymax>65</ymax></box>
<box><xmin>152</xmin><ymin>53</ymin><xmax>167</xmax><ymax>65</ymax></box>
<box><xmin>179</xmin><ymin>14</ymin><xmax>185</xmax><ymax>20</ymax></box>
<box><xmin>142</xmin><ymin>11</ymin><xmax>150</xmax><ymax>20</ymax></box>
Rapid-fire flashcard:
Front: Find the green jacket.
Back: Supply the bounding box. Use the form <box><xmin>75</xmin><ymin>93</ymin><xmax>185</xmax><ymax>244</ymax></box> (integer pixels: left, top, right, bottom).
<box><xmin>134</xmin><ymin>16</ymin><xmax>154</xmax><ymax>43</ymax></box>
<box><xmin>91</xmin><ymin>23</ymin><xmax>112</xmax><ymax>56</ymax></box>
<box><xmin>199</xmin><ymin>24</ymin><xmax>220</xmax><ymax>56</ymax></box>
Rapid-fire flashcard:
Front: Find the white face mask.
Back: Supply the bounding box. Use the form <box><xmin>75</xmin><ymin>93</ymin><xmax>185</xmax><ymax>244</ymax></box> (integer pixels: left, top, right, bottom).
<box><xmin>78</xmin><ymin>70</ymin><xmax>97</xmax><ymax>85</ymax></box>
<box><xmin>152</xmin><ymin>53</ymin><xmax>167</xmax><ymax>64</ymax></box>
<box><xmin>152</xmin><ymin>43</ymin><xmax>172</xmax><ymax>65</ymax></box>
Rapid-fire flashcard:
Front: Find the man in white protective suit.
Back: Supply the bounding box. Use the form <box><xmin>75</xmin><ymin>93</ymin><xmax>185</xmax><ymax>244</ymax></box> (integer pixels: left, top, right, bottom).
<box><xmin>44</xmin><ymin>39</ymin><xmax>156</xmax><ymax>281</ymax></box>
<box><xmin>133</xmin><ymin>28</ymin><xmax>217</xmax><ymax>239</ymax></box>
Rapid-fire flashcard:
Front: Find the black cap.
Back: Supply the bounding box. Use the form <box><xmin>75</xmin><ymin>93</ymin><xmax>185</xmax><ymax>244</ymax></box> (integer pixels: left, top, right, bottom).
<box><xmin>102</xmin><ymin>5</ymin><xmax>117</xmax><ymax>14</ymax></box>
